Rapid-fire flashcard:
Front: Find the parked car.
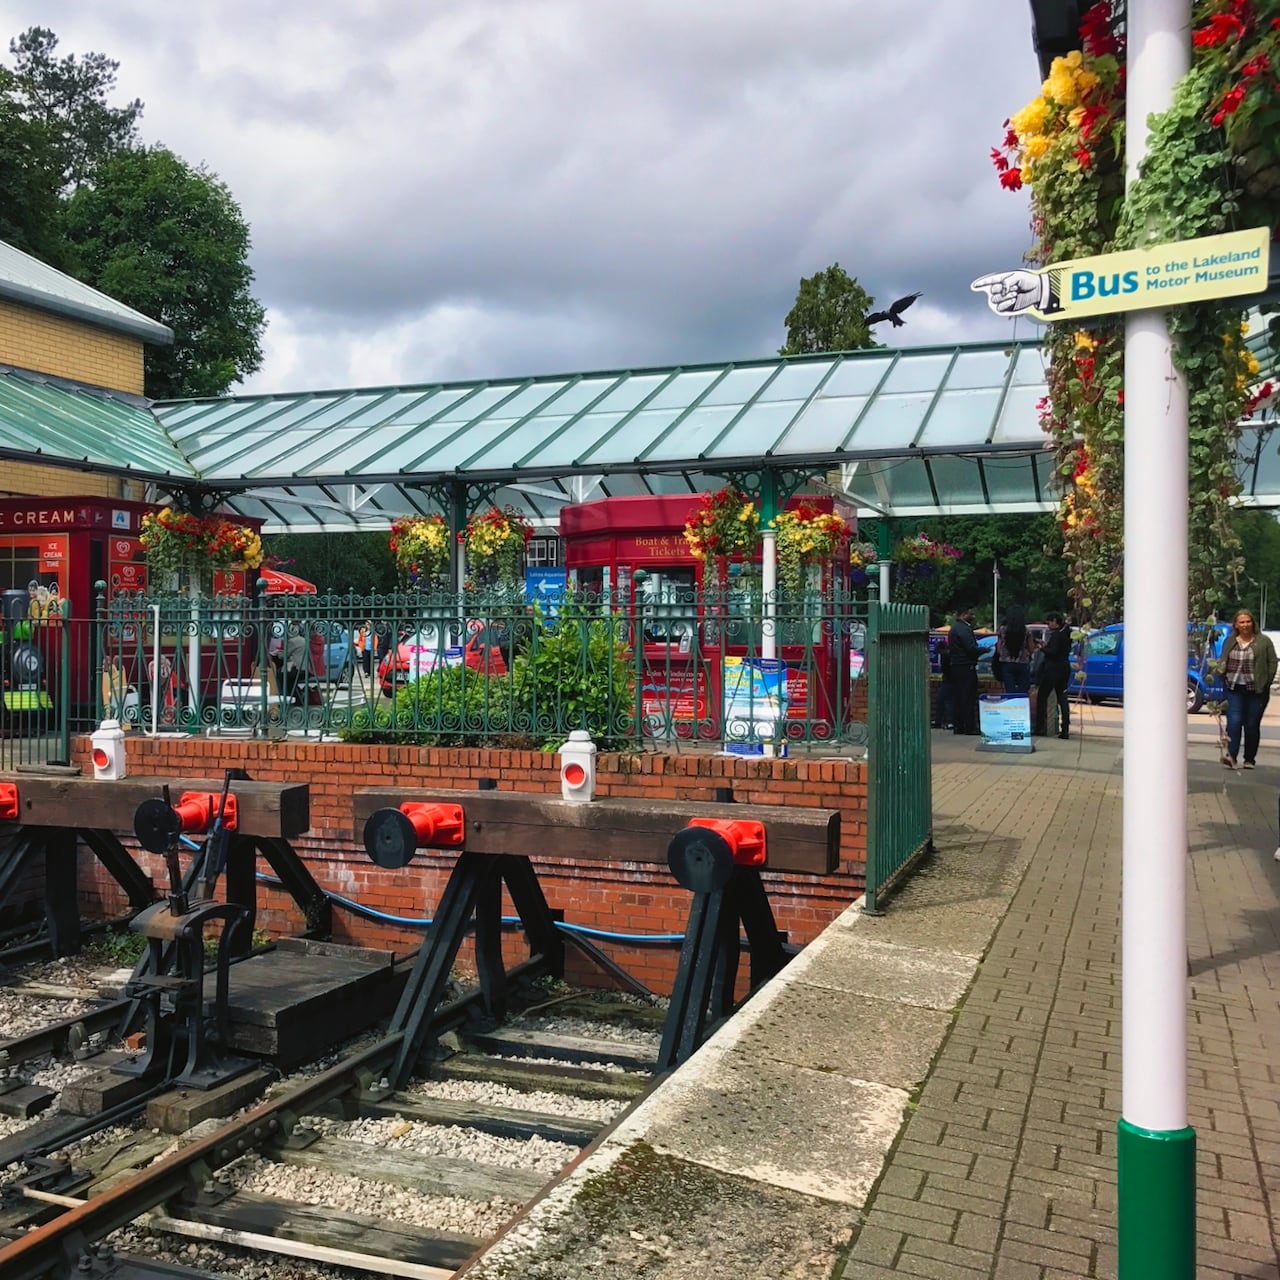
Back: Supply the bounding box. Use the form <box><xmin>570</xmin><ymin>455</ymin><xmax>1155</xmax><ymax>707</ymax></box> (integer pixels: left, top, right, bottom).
<box><xmin>319</xmin><ymin>622</ymin><xmax>350</xmax><ymax>682</ymax></box>
<box><xmin>1072</xmin><ymin>621</ymin><xmax>1231</xmax><ymax>713</ymax></box>
<box><xmin>378</xmin><ymin>619</ymin><xmax>509</xmax><ymax>696</ymax></box>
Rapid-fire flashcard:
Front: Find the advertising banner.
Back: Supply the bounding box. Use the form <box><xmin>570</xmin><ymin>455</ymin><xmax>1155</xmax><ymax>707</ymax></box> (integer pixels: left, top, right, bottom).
<box><xmin>978</xmin><ymin>694</ymin><xmax>1034</xmax><ymax>752</ymax></box>
<box><xmin>723</xmin><ymin>656</ymin><xmax>787</xmax><ymax>755</ymax></box>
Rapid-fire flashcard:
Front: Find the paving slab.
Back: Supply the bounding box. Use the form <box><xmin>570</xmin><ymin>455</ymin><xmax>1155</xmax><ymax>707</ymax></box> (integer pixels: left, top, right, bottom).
<box><xmin>785</xmin><ymin>927</ymin><xmax>977</xmax><ymax>1010</ymax></box>
<box><xmin>460</xmin><ymin>718</ymin><xmax>1280</xmax><ymax>1279</ymax></box>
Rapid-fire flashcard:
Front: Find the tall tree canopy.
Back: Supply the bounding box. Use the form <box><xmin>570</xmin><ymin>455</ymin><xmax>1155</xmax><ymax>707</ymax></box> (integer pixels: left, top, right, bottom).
<box><xmin>779</xmin><ymin>263</ymin><xmax>878</xmax><ymax>355</ymax></box>
<box><xmin>63</xmin><ymin>147</ymin><xmax>266</xmax><ymax>399</ymax></box>
<box><xmin>0</xmin><ymin>27</ymin><xmax>265</xmax><ymax>398</ymax></box>
<box><xmin>6</xmin><ymin>27</ymin><xmax>141</xmax><ymax>191</ymax></box>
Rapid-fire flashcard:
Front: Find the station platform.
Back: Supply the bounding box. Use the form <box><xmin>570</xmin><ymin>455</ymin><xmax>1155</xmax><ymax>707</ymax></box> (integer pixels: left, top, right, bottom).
<box><xmin>459</xmin><ymin>706</ymin><xmax>1280</xmax><ymax>1279</ymax></box>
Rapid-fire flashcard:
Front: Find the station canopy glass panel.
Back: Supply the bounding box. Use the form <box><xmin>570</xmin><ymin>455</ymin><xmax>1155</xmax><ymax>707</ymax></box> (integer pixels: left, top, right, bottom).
<box><xmin>3</xmin><ymin>330</ymin><xmax>1280</xmax><ymax>533</ymax></box>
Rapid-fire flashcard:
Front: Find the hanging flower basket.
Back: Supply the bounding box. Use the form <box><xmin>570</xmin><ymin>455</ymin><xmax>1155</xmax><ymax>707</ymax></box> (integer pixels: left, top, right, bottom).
<box><xmin>848</xmin><ymin>538</ymin><xmax>878</xmax><ymax>585</ymax></box>
<box><xmin>389</xmin><ymin>514</ymin><xmax>451</xmax><ymax>585</ymax></box>
<box><xmin>772</xmin><ymin>502</ymin><xmax>851</xmax><ymax>595</ymax></box>
<box><xmin>461</xmin><ymin>506</ymin><xmax>533</xmax><ymax>588</ymax></box>
<box><xmin>139</xmin><ymin>508</ymin><xmax>263</xmax><ymax>590</ymax></box>
<box><xmin>892</xmin><ymin>533</ymin><xmax>962</xmax><ymax>579</ymax></box>
<box><xmin>683</xmin><ymin>488</ymin><xmax>760</xmax><ymax>574</ymax></box>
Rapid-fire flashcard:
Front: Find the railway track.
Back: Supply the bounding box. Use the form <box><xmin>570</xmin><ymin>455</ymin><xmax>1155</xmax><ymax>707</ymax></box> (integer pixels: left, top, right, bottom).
<box><xmin>0</xmin><ymin>964</ymin><xmax>664</xmax><ymax>1280</ymax></box>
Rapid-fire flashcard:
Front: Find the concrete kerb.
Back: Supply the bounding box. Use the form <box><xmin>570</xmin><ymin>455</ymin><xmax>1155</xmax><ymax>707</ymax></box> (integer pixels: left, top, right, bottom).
<box><xmin>458</xmin><ymin>880</ymin><xmax>998</xmax><ymax>1280</ymax></box>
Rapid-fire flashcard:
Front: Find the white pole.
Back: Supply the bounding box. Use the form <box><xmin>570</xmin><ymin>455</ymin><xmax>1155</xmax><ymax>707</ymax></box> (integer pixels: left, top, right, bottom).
<box><xmin>1119</xmin><ymin>1</ymin><xmax>1195</xmax><ymax>1273</ymax></box>
<box><xmin>878</xmin><ymin>560</ymin><xmax>891</xmax><ymax>603</ymax></box>
<box><xmin>993</xmin><ymin>561</ymin><xmax>999</xmax><ymax>629</ymax></box>
<box><xmin>761</xmin><ymin>528</ymin><xmax>777</xmax><ymax>662</ymax></box>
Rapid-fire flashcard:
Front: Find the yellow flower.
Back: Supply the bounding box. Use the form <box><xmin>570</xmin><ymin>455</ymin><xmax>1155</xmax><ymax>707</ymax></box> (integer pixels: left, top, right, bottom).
<box><xmin>1244</xmin><ymin>351</ymin><xmax>1260</xmax><ymax>376</ymax></box>
<box><xmin>1074</xmin><ymin>69</ymin><xmax>1099</xmax><ymax>95</ymax></box>
<box><xmin>1074</xmin><ymin>331</ymin><xmax>1097</xmax><ymax>351</ymax></box>
<box><xmin>1240</xmin><ymin>320</ymin><xmax>1250</xmax><ymax>335</ymax></box>
<box><xmin>1062</xmin><ymin>50</ymin><xmax>1083</xmax><ymax>70</ymax></box>
<box><xmin>1067</xmin><ymin>105</ymin><xmax>1087</xmax><ymax>129</ymax></box>
<box><xmin>1045</xmin><ymin>64</ymin><xmax>1078</xmax><ymax>107</ymax></box>
<box><xmin>1024</xmin><ymin>134</ymin><xmax>1051</xmax><ymax>160</ymax></box>
<box><xmin>1011</xmin><ymin>97</ymin><xmax>1049</xmax><ymax>139</ymax></box>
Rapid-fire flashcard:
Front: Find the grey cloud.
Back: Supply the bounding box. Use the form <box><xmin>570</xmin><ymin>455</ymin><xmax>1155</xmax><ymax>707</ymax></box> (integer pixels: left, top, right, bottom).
<box><xmin>9</xmin><ymin>0</ymin><xmax>1047</xmax><ymax>391</ymax></box>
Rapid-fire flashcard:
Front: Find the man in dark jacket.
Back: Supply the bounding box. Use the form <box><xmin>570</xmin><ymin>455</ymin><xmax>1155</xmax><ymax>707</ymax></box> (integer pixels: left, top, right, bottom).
<box><xmin>1034</xmin><ymin>611</ymin><xmax>1073</xmax><ymax>739</ymax></box>
<box><xmin>948</xmin><ymin>606</ymin><xmax>982</xmax><ymax>735</ymax></box>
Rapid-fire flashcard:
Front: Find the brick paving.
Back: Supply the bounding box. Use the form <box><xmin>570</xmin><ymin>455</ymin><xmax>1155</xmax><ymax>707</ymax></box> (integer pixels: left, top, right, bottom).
<box><xmin>840</xmin><ymin>732</ymin><xmax>1280</xmax><ymax>1280</ymax></box>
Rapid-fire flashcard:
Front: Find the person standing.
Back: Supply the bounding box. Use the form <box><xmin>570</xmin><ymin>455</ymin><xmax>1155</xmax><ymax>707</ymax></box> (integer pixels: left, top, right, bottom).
<box><xmin>1219</xmin><ymin>609</ymin><xmax>1277</xmax><ymax>770</ymax></box>
<box><xmin>1034</xmin><ymin>612</ymin><xmax>1073</xmax><ymax>739</ymax></box>
<box><xmin>996</xmin><ymin>604</ymin><xmax>1033</xmax><ymax>694</ymax></box>
<box><xmin>948</xmin><ymin>606</ymin><xmax>981</xmax><ymax>735</ymax></box>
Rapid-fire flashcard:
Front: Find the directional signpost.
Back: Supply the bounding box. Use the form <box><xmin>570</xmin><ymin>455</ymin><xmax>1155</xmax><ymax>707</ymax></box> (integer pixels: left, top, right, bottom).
<box><xmin>972</xmin><ymin>5</ymin><xmax>1266</xmax><ymax>1271</ymax></box>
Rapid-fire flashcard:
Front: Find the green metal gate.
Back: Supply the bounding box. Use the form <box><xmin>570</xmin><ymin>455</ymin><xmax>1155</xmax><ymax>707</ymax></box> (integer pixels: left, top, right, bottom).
<box><xmin>865</xmin><ymin>601</ymin><xmax>932</xmax><ymax>912</ymax></box>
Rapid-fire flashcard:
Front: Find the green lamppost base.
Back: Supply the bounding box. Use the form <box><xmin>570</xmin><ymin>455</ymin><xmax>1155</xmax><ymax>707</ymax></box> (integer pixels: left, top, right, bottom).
<box><xmin>1117</xmin><ymin>1119</ymin><xmax>1195</xmax><ymax>1279</ymax></box>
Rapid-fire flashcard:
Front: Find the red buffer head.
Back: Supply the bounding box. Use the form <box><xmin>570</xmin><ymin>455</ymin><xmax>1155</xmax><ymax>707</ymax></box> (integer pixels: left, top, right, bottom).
<box><xmin>686</xmin><ymin>817</ymin><xmax>766</xmax><ymax>867</ymax></box>
<box><xmin>175</xmin><ymin>792</ymin><xmax>239</xmax><ymax>834</ymax></box>
<box><xmin>0</xmin><ymin>782</ymin><xmax>17</xmax><ymax>820</ymax></box>
<box><xmin>363</xmin><ymin>802</ymin><xmax>465</xmax><ymax>869</ymax></box>
<box><xmin>400</xmin><ymin>802</ymin><xmax>465</xmax><ymax>849</ymax></box>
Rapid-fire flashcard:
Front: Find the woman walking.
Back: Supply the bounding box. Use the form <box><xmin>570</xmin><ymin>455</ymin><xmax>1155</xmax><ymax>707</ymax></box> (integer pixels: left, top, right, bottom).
<box><xmin>1220</xmin><ymin>610</ymin><xmax>1277</xmax><ymax>770</ymax></box>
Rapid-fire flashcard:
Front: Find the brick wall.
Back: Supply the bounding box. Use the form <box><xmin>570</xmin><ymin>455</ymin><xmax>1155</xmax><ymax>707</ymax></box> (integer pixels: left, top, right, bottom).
<box><xmin>0</xmin><ymin>460</ymin><xmax>131</xmax><ymax>501</ymax></box>
<box><xmin>68</xmin><ymin>736</ymin><xmax>867</xmax><ymax>995</ymax></box>
<box><xmin>0</xmin><ymin>299</ymin><xmax>145</xmax><ymax>394</ymax></box>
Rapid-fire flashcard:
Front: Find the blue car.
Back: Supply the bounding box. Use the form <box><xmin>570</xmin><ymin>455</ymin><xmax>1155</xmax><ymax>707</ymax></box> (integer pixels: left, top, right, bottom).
<box><xmin>1072</xmin><ymin>622</ymin><xmax>1230</xmax><ymax>713</ymax></box>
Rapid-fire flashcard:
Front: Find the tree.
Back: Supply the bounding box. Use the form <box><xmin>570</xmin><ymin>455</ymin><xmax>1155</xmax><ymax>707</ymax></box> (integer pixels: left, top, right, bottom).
<box><xmin>862</xmin><ymin>514</ymin><xmax>1070</xmax><ymax>628</ymax></box>
<box><xmin>1230</xmin><ymin>509</ymin><xmax>1280</xmax><ymax>627</ymax></box>
<box><xmin>0</xmin><ymin>84</ymin><xmax>63</xmax><ymax>260</ymax></box>
<box><xmin>263</xmin><ymin>532</ymin><xmax>399</xmax><ymax>595</ymax></box>
<box><xmin>779</xmin><ymin>263</ymin><xmax>878</xmax><ymax>355</ymax></box>
<box><xmin>61</xmin><ymin>146</ymin><xmax>266</xmax><ymax>398</ymax></box>
<box><xmin>6</xmin><ymin>27</ymin><xmax>141</xmax><ymax>191</ymax></box>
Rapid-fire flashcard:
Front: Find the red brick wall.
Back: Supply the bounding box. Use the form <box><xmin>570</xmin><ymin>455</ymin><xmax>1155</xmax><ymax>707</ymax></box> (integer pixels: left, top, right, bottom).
<box><xmin>68</xmin><ymin>736</ymin><xmax>867</xmax><ymax>995</ymax></box>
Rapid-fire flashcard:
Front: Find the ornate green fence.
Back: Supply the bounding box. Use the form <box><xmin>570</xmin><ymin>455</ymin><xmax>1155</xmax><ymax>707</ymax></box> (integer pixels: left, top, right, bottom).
<box><xmin>864</xmin><ymin>601</ymin><xmax>933</xmax><ymax>913</ymax></box>
<box><xmin>90</xmin><ymin>586</ymin><xmax>873</xmax><ymax>751</ymax></box>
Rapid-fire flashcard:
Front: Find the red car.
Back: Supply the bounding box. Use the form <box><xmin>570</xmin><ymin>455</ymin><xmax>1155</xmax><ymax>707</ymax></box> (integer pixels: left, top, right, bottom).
<box><xmin>378</xmin><ymin>620</ymin><xmax>508</xmax><ymax>696</ymax></box>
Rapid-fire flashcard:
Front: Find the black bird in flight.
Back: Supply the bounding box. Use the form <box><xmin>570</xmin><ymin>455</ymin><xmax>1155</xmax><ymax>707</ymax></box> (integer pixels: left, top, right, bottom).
<box><xmin>866</xmin><ymin>292</ymin><xmax>922</xmax><ymax>328</ymax></box>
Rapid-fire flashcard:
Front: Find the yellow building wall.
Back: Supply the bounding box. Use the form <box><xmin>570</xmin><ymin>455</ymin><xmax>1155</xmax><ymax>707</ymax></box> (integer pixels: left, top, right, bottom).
<box><xmin>0</xmin><ymin>297</ymin><xmax>149</xmax><ymax>501</ymax></box>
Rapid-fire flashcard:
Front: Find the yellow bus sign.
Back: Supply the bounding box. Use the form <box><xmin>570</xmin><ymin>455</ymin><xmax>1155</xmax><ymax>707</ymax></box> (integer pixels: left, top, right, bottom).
<box><xmin>972</xmin><ymin>226</ymin><xmax>1271</xmax><ymax>323</ymax></box>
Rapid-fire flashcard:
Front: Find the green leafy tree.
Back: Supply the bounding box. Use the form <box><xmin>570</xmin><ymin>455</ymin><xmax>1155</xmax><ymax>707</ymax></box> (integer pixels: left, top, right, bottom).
<box><xmin>863</xmin><ymin>514</ymin><xmax>1070</xmax><ymax>627</ymax></box>
<box><xmin>263</xmin><ymin>532</ymin><xmax>398</xmax><ymax>595</ymax></box>
<box><xmin>1230</xmin><ymin>509</ymin><xmax>1280</xmax><ymax>627</ymax></box>
<box><xmin>61</xmin><ymin>146</ymin><xmax>266</xmax><ymax>397</ymax></box>
<box><xmin>0</xmin><ymin>87</ymin><xmax>63</xmax><ymax>259</ymax></box>
<box><xmin>0</xmin><ymin>28</ymin><xmax>266</xmax><ymax>399</ymax></box>
<box><xmin>779</xmin><ymin>263</ymin><xmax>878</xmax><ymax>355</ymax></box>
<box><xmin>6</xmin><ymin>27</ymin><xmax>141</xmax><ymax>192</ymax></box>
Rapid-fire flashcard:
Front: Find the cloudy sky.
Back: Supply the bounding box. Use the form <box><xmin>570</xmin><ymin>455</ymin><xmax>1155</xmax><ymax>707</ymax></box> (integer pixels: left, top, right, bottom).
<box><xmin>4</xmin><ymin>0</ymin><xmax>1045</xmax><ymax>395</ymax></box>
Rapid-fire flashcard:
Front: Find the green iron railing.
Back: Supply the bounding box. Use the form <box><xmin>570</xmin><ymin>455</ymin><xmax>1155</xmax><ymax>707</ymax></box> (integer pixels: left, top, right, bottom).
<box><xmin>0</xmin><ymin>610</ymin><xmax>75</xmax><ymax>770</ymax></box>
<box><xmin>91</xmin><ymin>586</ymin><xmax>874</xmax><ymax>751</ymax></box>
<box><xmin>2</xmin><ymin>588</ymin><xmax>934</xmax><ymax>910</ymax></box>
<box><xmin>865</xmin><ymin>601</ymin><xmax>933</xmax><ymax>913</ymax></box>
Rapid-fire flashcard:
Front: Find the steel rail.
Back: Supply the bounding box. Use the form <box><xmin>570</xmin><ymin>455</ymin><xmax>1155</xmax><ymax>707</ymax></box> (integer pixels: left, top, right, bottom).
<box><xmin>0</xmin><ymin>1033</ymin><xmax>404</xmax><ymax>1280</ymax></box>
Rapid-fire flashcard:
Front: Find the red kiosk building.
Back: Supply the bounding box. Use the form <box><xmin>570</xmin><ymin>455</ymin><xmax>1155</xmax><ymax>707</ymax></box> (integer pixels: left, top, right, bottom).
<box><xmin>558</xmin><ymin>493</ymin><xmax>859</xmax><ymax>742</ymax></box>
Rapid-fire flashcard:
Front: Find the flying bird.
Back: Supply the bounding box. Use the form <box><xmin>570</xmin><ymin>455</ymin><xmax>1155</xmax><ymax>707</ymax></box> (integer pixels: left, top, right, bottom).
<box><xmin>866</xmin><ymin>292</ymin><xmax>923</xmax><ymax>328</ymax></box>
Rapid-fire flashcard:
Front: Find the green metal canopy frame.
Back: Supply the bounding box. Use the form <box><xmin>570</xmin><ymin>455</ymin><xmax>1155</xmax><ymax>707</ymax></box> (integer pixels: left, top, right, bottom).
<box><xmin>0</xmin><ymin>331</ymin><xmax>1277</xmax><ymax>533</ymax></box>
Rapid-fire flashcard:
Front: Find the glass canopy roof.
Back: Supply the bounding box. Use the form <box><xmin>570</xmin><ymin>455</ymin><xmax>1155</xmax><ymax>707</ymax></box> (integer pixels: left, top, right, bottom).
<box><xmin>3</xmin><ymin>336</ymin><xmax>1279</xmax><ymax>533</ymax></box>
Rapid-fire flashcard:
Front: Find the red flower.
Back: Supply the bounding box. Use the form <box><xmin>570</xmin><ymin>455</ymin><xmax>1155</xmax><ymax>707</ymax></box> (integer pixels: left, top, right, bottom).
<box><xmin>1241</xmin><ymin>54</ymin><xmax>1271</xmax><ymax>78</ymax></box>
<box><xmin>1212</xmin><ymin>84</ymin><xmax>1248</xmax><ymax>127</ymax></box>
<box><xmin>999</xmin><ymin>167</ymin><xmax>1024</xmax><ymax>191</ymax></box>
<box><xmin>1073</xmin><ymin>145</ymin><xmax>1093</xmax><ymax>169</ymax></box>
<box><xmin>1193</xmin><ymin>12</ymin><xmax>1245</xmax><ymax>47</ymax></box>
<box><xmin>1003</xmin><ymin>128</ymin><xmax>1018</xmax><ymax>149</ymax></box>
<box><xmin>990</xmin><ymin>147</ymin><xmax>1010</xmax><ymax>172</ymax></box>
<box><xmin>1079</xmin><ymin>2</ymin><xmax>1120</xmax><ymax>56</ymax></box>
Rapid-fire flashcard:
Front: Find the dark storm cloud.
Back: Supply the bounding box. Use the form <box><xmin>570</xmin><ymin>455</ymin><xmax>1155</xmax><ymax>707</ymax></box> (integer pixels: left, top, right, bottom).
<box><xmin>8</xmin><ymin>0</ymin><xmax>1045</xmax><ymax>389</ymax></box>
